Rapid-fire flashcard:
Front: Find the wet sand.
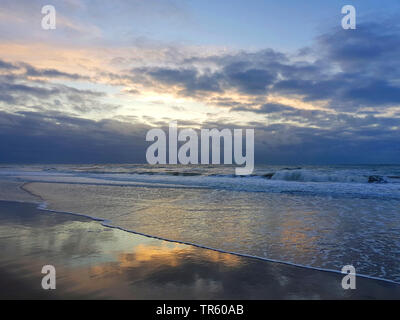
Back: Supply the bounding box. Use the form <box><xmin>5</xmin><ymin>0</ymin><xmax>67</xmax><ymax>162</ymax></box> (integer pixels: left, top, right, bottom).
<box><xmin>0</xmin><ymin>200</ymin><xmax>399</xmax><ymax>299</ymax></box>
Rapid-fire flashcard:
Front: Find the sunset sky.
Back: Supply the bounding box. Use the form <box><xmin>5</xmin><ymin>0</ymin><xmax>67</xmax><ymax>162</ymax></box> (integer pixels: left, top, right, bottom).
<box><xmin>0</xmin><ymin>0</ymin><xmax>399</xmax><ymax>164</ymax></box>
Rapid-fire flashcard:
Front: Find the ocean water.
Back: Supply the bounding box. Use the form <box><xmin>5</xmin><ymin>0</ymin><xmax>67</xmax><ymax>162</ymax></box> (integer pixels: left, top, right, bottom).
<box><xmin>1</xmin><ymin>164</ymin><xmax>400</xmax><ymax>283</ymax></box>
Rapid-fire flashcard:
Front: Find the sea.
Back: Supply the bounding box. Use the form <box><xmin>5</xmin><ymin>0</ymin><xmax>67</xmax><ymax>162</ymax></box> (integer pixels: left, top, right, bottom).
<box><xmin>0</xmin><ymin>164</ymin><xmax>399</xmax><ymax>283</ymax></box>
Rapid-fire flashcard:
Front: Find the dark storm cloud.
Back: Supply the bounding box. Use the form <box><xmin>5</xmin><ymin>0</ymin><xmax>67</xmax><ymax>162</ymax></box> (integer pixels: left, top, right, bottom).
<box><xmin>316</xmin><ymin>23</ymin><xmax>400</xmax><ymax>70</ymax></box>
<box><xmin>222</xmin><ymin>64</ymin><xmax>275</xmax><ymax>94</ymax></box>
<box><xmin>0</xmin><ymin>108</ymin><xmax>399</xmax><ymax>164</ymax></box>
<box><xmin>130</xmin><ymin>21</ymin><xmax>400</xmax><ymax>110</ymax></box>
<box><xmin>252</xmin><ymin>121</ymin><xmax>400</xmax><ymax>164</ymax></box>
<box><xmin>197</xmin><ymin>112</ymin><xmax>400</xmax><ymax>164</ymax></box>
<box><xmin>343</xmin><ymin>80</ymin><xmax>400</xmax><ymax>105</ymax></box>
<box><xmin>0</xmin><ymin>111</ymin><xmax>149</xmax><ymax>163</ymax></box>
<box><xmin>133</xmin><ymin>64</ymin><xmax>277</xmax><ymax>96</ymax></box>
<box><xmin>270</xmin><ymin>22</ymin><xmax>400</xmax><ymax>109</ymax></box>
<box><xmin>272</xmin><ymin>78</ymin><xmax>345</xmax><ymax>101</ymax></box>
<box><xmin>131</xmin><ymin>50</ymin><xmax>286</xmax><ymax>96</ymax></box>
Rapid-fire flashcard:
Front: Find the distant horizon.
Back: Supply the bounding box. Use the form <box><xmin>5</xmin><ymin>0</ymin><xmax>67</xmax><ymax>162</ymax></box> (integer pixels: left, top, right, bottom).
<box><xmin>1</xmin><ymin>162</ymin><xmax>400</xmax><ymax>166</ymax></box>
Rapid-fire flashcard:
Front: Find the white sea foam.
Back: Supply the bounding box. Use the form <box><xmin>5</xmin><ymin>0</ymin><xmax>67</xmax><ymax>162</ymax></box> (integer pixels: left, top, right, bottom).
<box><xmin>1</xmin><ymin>165</ymin><xmax>399</xmax><ymax>200</ymax></box>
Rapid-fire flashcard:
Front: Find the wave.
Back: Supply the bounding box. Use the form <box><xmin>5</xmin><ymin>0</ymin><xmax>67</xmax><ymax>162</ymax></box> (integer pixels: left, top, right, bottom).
<box><xmin>39</xmin><ymin>165</ymin><xmax>400</xmax><ymax>184</ymax></box>
<box><xmin>268</xmin><ymin>169</ymin><xmax>388</xmax><ymax>183</ymax></box>
<box><xmin>72</xmin><ymin>169</ymin><xmax>392</xmax><ymax>184</ymax></box>
<box><xmin>2</xmin><ymin>165</ymin><xmax>400</xmax><ymax>200</ymax></box>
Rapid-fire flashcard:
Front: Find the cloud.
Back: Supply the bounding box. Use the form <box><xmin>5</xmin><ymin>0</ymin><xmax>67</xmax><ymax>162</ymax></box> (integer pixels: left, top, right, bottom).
<box><xmin>134</xmin><ymin>67</ymin><xmax>223</xmax><ymax>96</ymax></box>
<box><xmin>223</xmin><ymin>65</ymin><xmax>275</xmax><ymax>95</ymax></box>
<box><xmin>126</xmin><ymin>21</ymin><xmax>400</xmax><ymax>113</ymax></box>
<box><xmin>270</xmin><ymin>22</ymin><xmax>400</xmax><ymax>109</ymax></box>
<box><xmin>1</xmin><ymin>110</ymin><xmax>399</xmax><ymax>164</ymax></box>
<box><xmin>0</xmin><ymin>65</ymin><xmax>119</xmax><ymax>114</ymax></box>
<box><xmin>316</xmin><ymin>23</ymin><xmax>400</xmax><ymax>72</ymax></box>
<box><xmin>0</xmin><ymin>111</ymin><xmax>150</xmax><ymax>163</ymax></box>
<box><xmin>0</xmin><ymin>10</ymin><xmax>399</xmax><ymax>164</ymax></box>
<box><xmin>0</xmin><ymin>59</ymin><xmax>17</xmax><ymax>70</ymax></box>
<box><xmin>23</xmin><ymin>64</ymin><xmax>90</xmax><ymax>81</ymax></box>
<box><xmin>232</xmin><ymin>103</ymin><xmax>297</xmax><ymax>114</ymax></box>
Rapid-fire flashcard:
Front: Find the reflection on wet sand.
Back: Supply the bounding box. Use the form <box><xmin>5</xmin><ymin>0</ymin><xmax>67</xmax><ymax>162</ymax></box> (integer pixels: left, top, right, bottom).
<box><xmin>0</xmin><ymin>200</ymin><xmax>399</xmax><ymax>299</ymax></box>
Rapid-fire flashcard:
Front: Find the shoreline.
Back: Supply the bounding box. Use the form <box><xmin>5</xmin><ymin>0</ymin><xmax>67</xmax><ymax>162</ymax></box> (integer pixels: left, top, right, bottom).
<box><xmin>0</xmin><ymin>199</ymin><xmax>399</xmax><ymax>299</ymax></box>
<box><xmin>17</xmin><ymin>182</ymin><xmax>400</xmax><ymax>286</ymax></box>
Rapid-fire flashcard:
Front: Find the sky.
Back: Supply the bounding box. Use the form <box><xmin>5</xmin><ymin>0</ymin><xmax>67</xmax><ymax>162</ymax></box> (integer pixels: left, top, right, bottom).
<box><xmin>0</xmin><ymin>0</ymin><xmax>399</xmax><ymax>164</ymax></box>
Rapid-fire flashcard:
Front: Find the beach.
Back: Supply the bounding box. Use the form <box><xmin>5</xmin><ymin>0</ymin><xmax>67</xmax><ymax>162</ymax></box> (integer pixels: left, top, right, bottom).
<box><xmin>0</xmin><ymin>165</ymin><xmax>400</xmax><ymax>299</ymax></box>
<box><xmin>0</xmin><ymin>199</ymin><xmax>400</xmax><ymax>299</ymax></box>
<box><xmin>2</xmin><ymin>164</ymin><xmax>400</xmax><ymax>284</ymax></box>
<box><xmin>1</xmin><ymin>0</ymin><xmax>399</xmax><ymax>304</ymax></box>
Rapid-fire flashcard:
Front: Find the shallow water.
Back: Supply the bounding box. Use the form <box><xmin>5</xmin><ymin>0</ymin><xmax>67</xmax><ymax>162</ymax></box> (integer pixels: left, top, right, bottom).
<box><xmin>1</xmin><ymin>164</ymin><xmax>400</xmax><ymax>283</ymax></box>
<box><xmin>1</xmin><ymin>200</ymin><xmax>399</xmax><ymax>299</ymax></box>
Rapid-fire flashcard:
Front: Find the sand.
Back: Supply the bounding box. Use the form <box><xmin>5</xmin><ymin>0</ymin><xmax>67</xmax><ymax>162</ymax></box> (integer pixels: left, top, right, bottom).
<box><xmin>0</xmin><ymin>200</ymin><xmax>399</xmax><ymax>299</ymax></box>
